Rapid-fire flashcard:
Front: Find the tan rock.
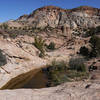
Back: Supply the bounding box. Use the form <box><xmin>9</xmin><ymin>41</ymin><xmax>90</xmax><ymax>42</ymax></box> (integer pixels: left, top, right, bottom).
<box><xmin>0</xmin><ymin>81</ymin><xmax>100</xmax><ymax>100</ymax></box>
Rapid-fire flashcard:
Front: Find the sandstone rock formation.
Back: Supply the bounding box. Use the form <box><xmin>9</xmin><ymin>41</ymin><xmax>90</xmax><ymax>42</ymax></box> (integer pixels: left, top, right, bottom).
<box><xmin>0</xmin><ymin>35</ymin><xmax>73</xmax><ymax>89</ymax></box>
<box><xmin>0</xmin><ymin>81</ymin><xmax>100</xmax><ymax>100</ymax></box>
<box><xmin>0</xmin><ymin>5</ymin><xmax>100</xmax><ymax>100</ymax></box>
<box><xmin>0</xmin><ymin>36</ymin><xmax>47</xmax><ymax>89</ymax></box>
<box><xmin>17</xmin><ymin>6</ymin><xmax>100</xmax><ymax>29</ymax></box>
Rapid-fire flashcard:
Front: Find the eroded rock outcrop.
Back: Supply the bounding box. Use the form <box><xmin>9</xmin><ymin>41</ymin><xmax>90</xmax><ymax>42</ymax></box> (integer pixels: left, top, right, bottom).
<box><xmin>17</xmin><ymin>6</ymin><xmax>100</xmax><ymax>29</ymax></box>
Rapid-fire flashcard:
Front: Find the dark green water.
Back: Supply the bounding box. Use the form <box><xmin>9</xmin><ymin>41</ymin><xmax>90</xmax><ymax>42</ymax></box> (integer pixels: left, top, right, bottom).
<box><xmin>22</xmin><ymin>70</ymin><xmax>48</xmax><ymax>89</ymax></box>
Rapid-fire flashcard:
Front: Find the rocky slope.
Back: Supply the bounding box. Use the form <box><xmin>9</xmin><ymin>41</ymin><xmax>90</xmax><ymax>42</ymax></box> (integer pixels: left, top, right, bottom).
<box><xmin>0</xmin><ymin>33</ymin><xmax>100</xmax><ymax>100</ymax></box>
<box><xmin>17</xmin><ymin>6</ymin><xmax>100</xmax><ymax>29</ymax></box>
<box><xmin>0</xmin><ymin>34</ymin><xmax>74</xmax><ymax>89</ymax></box>
<box><xmin>0</xmin><ymin>5</ymin><xmax>100</xmax><ymax>100</ymax></box>
<box><xmin>0</xmin><ymin>36</ymin><xmax>47</xmax><ymax>89</ymax></box>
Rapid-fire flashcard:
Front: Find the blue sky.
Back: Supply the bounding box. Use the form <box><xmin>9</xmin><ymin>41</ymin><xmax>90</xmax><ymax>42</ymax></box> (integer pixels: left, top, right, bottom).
<box><xmin>0</xmin><ymin>0</ymin><xmax>100</xmax><ymax>22</ymax></box>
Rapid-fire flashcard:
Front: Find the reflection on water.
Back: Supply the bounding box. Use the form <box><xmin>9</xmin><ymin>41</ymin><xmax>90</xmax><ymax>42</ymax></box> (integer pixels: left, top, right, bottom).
<box><xmin>22</xmin><ymin>70</ymin><xmax>48</xmax><ymax>89</ymax></box>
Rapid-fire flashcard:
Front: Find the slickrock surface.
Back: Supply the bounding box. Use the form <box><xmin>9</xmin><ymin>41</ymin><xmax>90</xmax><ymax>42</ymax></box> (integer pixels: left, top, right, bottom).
<box><xmin>0</xmin><ymin>35</ymin><xmax>73</xmax><ymax>89</ymax></box>
<box><xmin>0</xmin><ymin>36</ymin><xmax>47</xmax><ymax>89</ymax></box>
<box><xmin>0</xmin><ymin>81</ymin><xmax>100</xmax><ymax>100</ymax></box>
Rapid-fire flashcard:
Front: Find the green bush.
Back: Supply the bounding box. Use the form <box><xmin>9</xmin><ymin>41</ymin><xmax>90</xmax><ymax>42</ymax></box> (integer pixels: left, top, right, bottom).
<box><xmin>96</xmin><ymin>26</ymin><xmax>100</xmax><ymax>33</ymax></box>
<box><xmin>48</xmin><ymin>60</ymin><xmax>67</xmax><ymax>71</ymax></box>
<box><xmin>39</xmin><ymin>52</ymin><xmax>44</xmax><ymax>58</ymax></box>
<box><xmin>33</xmin><ymin>36</ymin><xmax>45</xmax><ymax>57</ymax></box>
<box><xmin>79</xmin><ymin>35</ymin><xmax>100</xmax><ymax>58</ymax></box>
<box><xmin>9</xmin><ymin>33</ymin><xmax>18</xmax><ymax>39</ymax></box>
<box><xmin>19</xmin><ymin>27</ymin><xmax>22</xmax><ymax>30</ymax></box>
<box><xmin>79</xmin><ymin>46</ymin><xmax>89</xmax><ymax>57</ymax></box>
<box><xmin>47</xmin><ymin>42</ymin><xmax>55</xmax><ymax>50</ymax></box>
<box><xmin>89</xmin><ymin>35</ymin><xmax>100</xmax><ymax>57</ymax></box>
<box><xmin>86</xmin><ymin>27</ymin><xmax>95</xmax><ymax>37</ymax></box>
<box><xmin>69</xmin><ymin>57</ymin><xmax>86</xmax><ymax>72</ymax></box>
<box><xmin>0</xmin><ymin>49</ymin><xmax>7</xmax><ymax>66</ymax></box>
<box><xmin>2</xmin><ymin>23</ymin><xmax>8</xmax><ymax>29</ymax></box>
<box><xmin>9</xmin><ymin>27</ymin><xmax>13</xmax><ymax>29</ymax></box>
<box><xmin>42</xmin><ymin>59</ymin><xmax>88</xmax><ymax>87</ymax></box>
<box><xmin>14</xmin><ymin>27</ymin><xmax>17</xmax><ymax>29</ymax></box>
<box><xmin>85</xmin><ymin>26</ymin><xmax>100</xmax><ymax>37</ymax></box>
<box><xmin>44</xmin><ymin>60</ymin><xmax>68</xmax><ymax>86</ymax></box>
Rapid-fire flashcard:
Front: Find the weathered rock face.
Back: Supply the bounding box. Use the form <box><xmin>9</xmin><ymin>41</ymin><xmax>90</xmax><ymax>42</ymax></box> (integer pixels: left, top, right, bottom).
<box><xmin>0</xmin><ymin>36</ymin><xmax>47</xmax><ymax>89</ymax></box>
<box><xmin>0</xmin><ymin>34</ymin><xmax>100</xmax><ymax>99</ymax></box>
<box><xmin>17</xmin><ymin>6</ymin><xmax>100</xmax><ymax>29</ymax></box>
<box><xmin>0</xmin><ymin>81</ymin><xmax>100</xmax><ymax>100</ymax></box>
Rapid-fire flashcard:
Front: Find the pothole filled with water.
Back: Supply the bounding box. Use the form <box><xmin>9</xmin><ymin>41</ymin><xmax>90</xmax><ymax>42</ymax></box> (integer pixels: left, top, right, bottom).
<box><xmin>2</xmin><ymin>60</ymin><xmax>89</xmax><ymax>90</ymax></box>
<box><xmin>22</xmin><ymin>70</ymin><xmax>48</xmax><ymax>89</ymax></box>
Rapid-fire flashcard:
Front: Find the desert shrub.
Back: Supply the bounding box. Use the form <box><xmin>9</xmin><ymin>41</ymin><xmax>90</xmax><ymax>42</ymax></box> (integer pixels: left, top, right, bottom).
<box><xmin>43</xmin><ymin>60</ymin><xmax>68</xmax><ymax>86</ymax></box>
<box><xmin>0</xmin><ymin>49</ymin><xmax>7</xmax><ymax>66</ymax></box>
<box><xmin>33</xmin><ymin>36</ymin><xmax>45</xmax><ymax>57</ymax></box>
<box><xmin>69</xmin><ymin>57</ymin><xmax>86</xmax><ymax>72</ymax></box>
<box><xmin>89</xmin><ymin>49</ymin><xmax>97</xmax><ymax>58</ymax></box>
<box><xmin>19</xmin><ymin>27</ymin><xmax>22</xmax><ymax>30</ymax></box>
<box><xmin>9</xmin><ymin>27</ymin><xmax>13</xmax><ymax>29</ymax></box>
<box><xmin>2</xmin><ymin>23</ymin><xmax>8</xmax><ymax>29</ymax></box>
<box><xmin>86</xmin><ymin>27</ymin><xmax>95</xmax><ymax>37</ymax></box>
<box><xmin>9</xmin><ymin>33</ymin><xmax>18</xmax><ymax>39</ymax></box>
<box><xmin>0</xmin><ymin>25</ymin><xmax>3</xmax><ymax>29</ymax></box>
<box><xmin>48</xmin><ymin>60</ymin><xmax>67</xmax><ymax>71</ymax></box>
<box><xmin>24</xmin><ymin>26</ymin><xmax>28</xmax><ymax>30</ymax></box>
<box><xmin>85</xmin><ymin>26</ymin><xmax>100</xmax><ymax>37</ymax></box>
<box><xmin>14</xmin><ymin>27</ymin><xmax>17</xmax><ymax>29</ymax></box>
<box><xmin>79</xmin><ymin>46</ymin><xmax>89</xmax><ymax>57</ymax></box>
<box><xmin>42</xmin><ymin>59</ymin><xmax>88</xmax><ymax>87</ymax></box>
<box><xmin>39</xmin><ymin>52</ymin><xmax>44</xmax><ymax>58</ymax></box>
<box><xmin>89</xmin><ymin>35</ymin><xmax>100</xmax><ymax>57</ymax></box>
<box><xmin>47</xmin><ymin>42</ymin><xmax>55</xmax><ymax>50</ymax></box>
<box><xmin>79</xmin><ymin>35</ymin><xmax>100</xmax><ymax>58</ymax></box>
<box><xmin>96</xmin><ymin>26</ymin><xmax>100</xmax><ymax>33</ymax></box>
